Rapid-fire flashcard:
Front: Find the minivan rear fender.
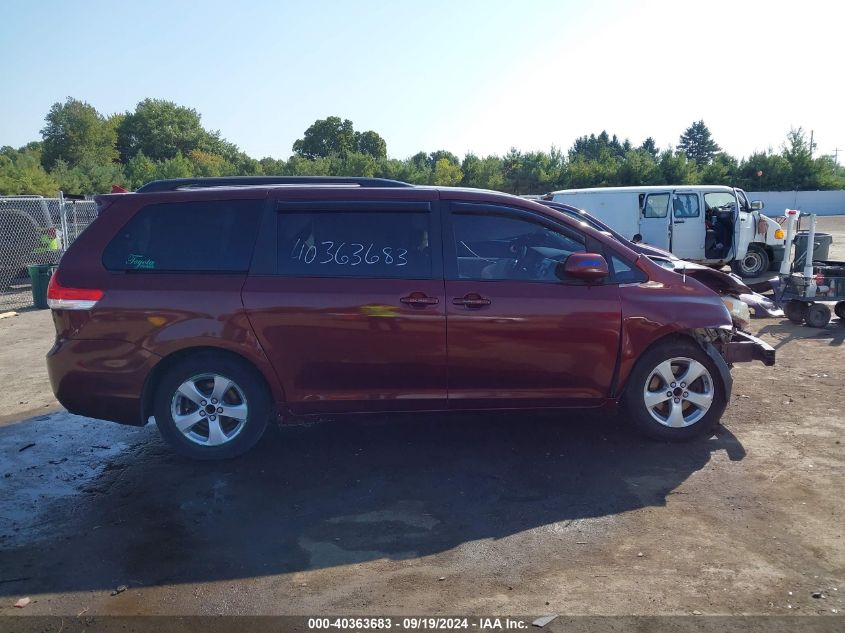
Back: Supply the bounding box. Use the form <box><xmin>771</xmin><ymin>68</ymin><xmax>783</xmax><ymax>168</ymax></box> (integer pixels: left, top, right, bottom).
<box><xmin>140</xmin><ymin>343</ymin><xmax>286</xmax><ymax>425</ymax></box>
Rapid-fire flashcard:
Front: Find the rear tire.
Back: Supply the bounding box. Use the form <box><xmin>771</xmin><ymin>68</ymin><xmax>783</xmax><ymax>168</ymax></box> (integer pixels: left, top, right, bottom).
<box><xmin>623</xmin><ymin>340</ymin><xmax>726</xmax><ymax>441</ymax></box>
<box><xmin>834</xmin><ymin>302</ymin><xmax>845</xmax><ymax>321</ymax></box>
<box><xmin>804</xmin><ymin>303</ymin><xmax>831</xmax><ymax>328</ymax></box>
<box><xmin>784</xmin><ymin>300</ymin><xmax>807</xmax><ymax>324</ymax></box>
<box><xmin>153</xmin><ymin>352</ymin><xmax>271</xmax><ymax>460</ymax></box>
<box><xmin>731</xmin><ymin>245</ymin><xmax>769</xmax><ymax>278</ymax></box>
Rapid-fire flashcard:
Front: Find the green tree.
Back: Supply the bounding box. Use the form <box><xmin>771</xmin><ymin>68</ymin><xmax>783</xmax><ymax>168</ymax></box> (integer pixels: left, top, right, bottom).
<box><xmin>617</xmin><ymin>149</ymin><xmax>658</xmax><ymax>185</ymax></box>
<box><xmin>699</xmin><ymin>152</ymin><xmax>738</xmax><ymax>185</ymax></box>
<box><xmin>431</xmin><ymin>158</ymin><xmax>463</xmax><ymax>186</ymax></box>
<box><xmin>355</xmin><ymin>130</ymin><xmax>387</xmax><ymax>159</ymax></box>
<box><xmin>639</xmin><ymin>137</ymin><xmax>659</xmax><ymax>158</ymax></box>
<box><xmin>124</xmin><ymin>152</ymin><xmax>157</xmax><ymax>190</ymax></box>
<box><xmin>53</xmin><ymin>158</ymin><xmax>126</xmax><ymax>195</ymax></box>
<box><xmin>40</xmin><ymin>97</ymin><xmax>118</xmax><ymax>169</ymax></box>
<box><xmin>337</xmin><ymin>152</ymin><xmax>377</xmax><ymax>177</ymax></box>
<box><xmin>284</xmin><ymin>155</ymin><xmax>333</xmax><ymax>176</ymax></box>
<box><xmin>188</xmin><ymin>149</ymin><xmax>234</xmax><ymax>177</ymax></box>
<box><xmin>811</xmin><ymin>155</ymin><xmax>845</xmax><ymax>190</ymax></box>
<box><xmin>569</xmin><ymin>131</ymin><xmax>627</xmax><ymax>162</ymax></box>
<box><xmin>735</xmin><ymin>151</ymin><xmax>791</xmax><ymax>190</ymax></box>
<box><xmin>503</xmin><ymin>149</ymin><xmax>564</xmax><ymax>194</ymax></box>
<box><xmin>258</xmin><ymin>157</ymin><xmax>286</xmax><ymax>176</ymax></box>
<box><xmin>658</xmin><ymin>149</ymin><xmax>700</xmax><ymax>184</ymax></box>
<box><xmin>461</xmin><ymin>154</ymin><xmax>505</xmax><ymax>190</ymax></box>
<box><xmin>292</xmin><ymin>116</ymin><xmax>357</xmax><ymax>159</ymax></box>
<box><xmin>155</xmin><ymin>153</ymin><xmax>194</xmax><ymax>179</ymax></box>
<box><xmin>678</xmin><ymin>120</ymin><xmax>721</xmax><ymax>166</ymax></box>
<box><xmin>117</xmin><ymin>99</ymin><xmax>222</xmax><ymax>162</ymax></box>
<box><xmin>781</xmin><ymin>127</ymin><xmax>815</xmax><ymax>190</ymax></box>
<box><xmin>428</xmin><ymin>150</ymin><xmax>461</xmax><ymax>166</ymax></box>
<box><xmin>0</xmin><ymin>147</ymin><xmax>58</xmax><ymax>195</ymax></box>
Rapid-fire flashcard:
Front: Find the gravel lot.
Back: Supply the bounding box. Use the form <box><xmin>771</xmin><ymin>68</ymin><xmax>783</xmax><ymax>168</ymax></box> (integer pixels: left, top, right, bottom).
<box><xmin>0</xmin><ymin>217</ymin><xmax>843</xmax><ymax>620</ymax></box>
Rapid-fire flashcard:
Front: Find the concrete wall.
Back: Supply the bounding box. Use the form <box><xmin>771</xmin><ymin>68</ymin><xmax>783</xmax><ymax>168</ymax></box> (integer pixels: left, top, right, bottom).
<box><xmin>747</xmin><ymin>190</ymin><xmax>845</xmax><ymax>216</ymax></box>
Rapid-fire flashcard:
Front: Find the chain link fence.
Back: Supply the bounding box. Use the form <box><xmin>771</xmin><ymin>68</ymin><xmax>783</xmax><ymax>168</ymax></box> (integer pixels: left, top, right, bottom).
<box><xmin>0</xmin><ymin>194</ymin><xmax>98</xmax><ymax>312</ymax></box>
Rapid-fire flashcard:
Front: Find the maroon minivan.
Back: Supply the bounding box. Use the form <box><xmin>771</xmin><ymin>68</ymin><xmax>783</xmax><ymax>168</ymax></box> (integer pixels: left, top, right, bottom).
<box><xmin>46</xmin><ymin>177</ymin><xmax>774</xmax><ymax>459</ymax></box>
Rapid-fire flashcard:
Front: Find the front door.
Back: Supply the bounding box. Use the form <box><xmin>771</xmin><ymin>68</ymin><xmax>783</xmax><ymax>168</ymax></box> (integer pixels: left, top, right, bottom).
<box><xmin>639</xmin><ymin>191</ymin><xmax>672</xmax><ymax>250</ymax></box>
<box><xmin>242</xmin><ymin>198</ymin><xmax>447</xmax><ymax>414</ymax></box>
<box><xmin>670</xmin><ymin>192</ymin><xmax>705</xmax><ymax>260</ymax></box>
<box><xmin>443</xmin><ymin>202</ymin><xmax>622</xmax><ymax>408</ymax></box>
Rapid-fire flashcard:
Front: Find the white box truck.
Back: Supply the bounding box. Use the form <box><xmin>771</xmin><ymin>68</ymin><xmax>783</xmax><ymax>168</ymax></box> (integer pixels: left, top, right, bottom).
<box><xmin>545</xmin><ymin>185</ymin><xmax>786</xmax><ymax>277</ymax></box>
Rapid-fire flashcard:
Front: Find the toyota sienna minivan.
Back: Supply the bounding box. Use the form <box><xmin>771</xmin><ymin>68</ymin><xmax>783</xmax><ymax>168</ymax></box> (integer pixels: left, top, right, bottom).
<box><xmin>46</xmin><ymin>177</ymin><xmax>775</xmax><ymax>459</ymax></box>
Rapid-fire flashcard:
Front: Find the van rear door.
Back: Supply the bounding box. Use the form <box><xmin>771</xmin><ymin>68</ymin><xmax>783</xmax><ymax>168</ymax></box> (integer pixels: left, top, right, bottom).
<box><xmin>638</xmin><ymin>191</ymin><xmax>672</xmax><ymax>250</ymax></box>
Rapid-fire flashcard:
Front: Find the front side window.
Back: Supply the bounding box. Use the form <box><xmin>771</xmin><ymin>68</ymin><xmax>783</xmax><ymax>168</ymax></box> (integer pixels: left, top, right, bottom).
<box><xmin>704</xmin><ymin>192</ymin><xmax>736</xmax><ymax>212</ymax></box>
<box><xmin>643</xmin><ymin>193</ymin><xmax>670</xmax><ymax>218</ymax></box>
<box><xmin>451</xmin><ymin>212</ymin><xmax>585</xmax><ymax>283</ymax></box>
<box><xmin>609</xmin><ymin>254</ymin><xmax>646</xmax><ymax>283</ymax></box>
<box><xmin>277</xmin><ymin>210</ymin><xmax>431</xmax><ymax>279</ymax></box>
<box><xmin>673</xmin><ymin>193</ymin><xmax>700</xmax><ymax>218</ymax></box>
<box><xmin>103</xmin><ymin>200</ymin><xmax>261</xmax><ymax>272</ymax></box>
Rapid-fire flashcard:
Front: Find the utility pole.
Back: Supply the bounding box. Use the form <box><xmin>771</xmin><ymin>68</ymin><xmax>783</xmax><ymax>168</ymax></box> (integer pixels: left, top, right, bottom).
<box><xmin>834</xmin><ymin>148</ymin><xmax>841</xmax><ymax>164</ymax></box>
<box><xmin>809</xmin><ymin>130</ymin><xmax>814</xmax><ymax>158</ymax></box>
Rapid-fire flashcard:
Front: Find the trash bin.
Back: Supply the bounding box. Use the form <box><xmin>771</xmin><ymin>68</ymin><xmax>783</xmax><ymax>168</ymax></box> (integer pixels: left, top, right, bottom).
<box><xmin>27</xmin><ymin>264</ymin><xmax>54</xmax><ymax>310</ymax></box>
<box><xmin>793</xmin><ymin>231</ymin><xmax>833</xmax><ymax>269</ymax></box>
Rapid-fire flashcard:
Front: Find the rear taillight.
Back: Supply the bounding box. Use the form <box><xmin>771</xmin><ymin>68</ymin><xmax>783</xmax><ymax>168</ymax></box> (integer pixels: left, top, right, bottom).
<box><xmin>47</xmin><ymin>273</ymin><xmax>103</xmax><ymax>310</ymax></box>
<box><xmin>46</xmin><ymin>227</ymin><xmax>57</xmax><ymax>238</ymax></box>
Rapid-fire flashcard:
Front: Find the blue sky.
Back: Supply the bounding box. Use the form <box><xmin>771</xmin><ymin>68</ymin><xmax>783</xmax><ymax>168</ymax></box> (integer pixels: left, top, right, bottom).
<box><xmin>1</xmin><ymin>0</ymin><xmax>843</xmax><ymax>161</ymax></box>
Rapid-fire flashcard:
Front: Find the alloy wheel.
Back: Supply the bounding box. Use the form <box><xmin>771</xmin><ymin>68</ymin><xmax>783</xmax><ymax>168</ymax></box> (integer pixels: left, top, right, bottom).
<box><xmin>170</xmin><ymin>373</ymin><xmax>249</xmax><ymax>446</ymax></box>
<box><xmin>642</xmin><ymin>357</ymin><xmax>714</xmax><ymax>428</ymax></box>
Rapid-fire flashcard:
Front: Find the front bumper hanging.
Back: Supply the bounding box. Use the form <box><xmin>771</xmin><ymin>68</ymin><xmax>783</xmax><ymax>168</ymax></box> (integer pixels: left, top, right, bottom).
<box><xmin>716</xmin><ymin>330</ymin><xmax>776</xmax><ymax>367</ymax></box>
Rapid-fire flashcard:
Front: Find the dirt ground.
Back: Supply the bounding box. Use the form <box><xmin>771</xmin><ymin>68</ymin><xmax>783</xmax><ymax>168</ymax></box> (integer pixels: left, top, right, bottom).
<box><xmin>0</xmin><ymin>218</ymin><xmax>843</xmax><ymax>621</ymax></box>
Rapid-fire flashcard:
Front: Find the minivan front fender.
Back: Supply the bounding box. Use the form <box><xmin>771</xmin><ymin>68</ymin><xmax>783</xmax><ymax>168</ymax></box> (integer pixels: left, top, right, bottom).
<box><xmin>614</xmin><ymin>280</ymin><xmax>733</xmax><ymax>398</ymax></box>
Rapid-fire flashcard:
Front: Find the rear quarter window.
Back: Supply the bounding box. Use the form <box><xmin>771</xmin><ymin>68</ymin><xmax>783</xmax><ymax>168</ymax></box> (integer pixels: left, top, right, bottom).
<box><xmin>102</xmin><ymin>200</ymin><xmax>262</xmax><ymax>272</ymax></box>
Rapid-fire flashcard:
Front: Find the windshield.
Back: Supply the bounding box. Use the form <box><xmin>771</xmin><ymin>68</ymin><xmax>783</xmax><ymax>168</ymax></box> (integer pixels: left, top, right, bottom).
<box><xmin>648</xmin><ymin>256</ymin><xmax>677</xmax><ymax>270</ymax></box>
<box><xmin>541</xmin><ymin>202</ymin><xmax>626</xmax><ymax>240</ymax></box>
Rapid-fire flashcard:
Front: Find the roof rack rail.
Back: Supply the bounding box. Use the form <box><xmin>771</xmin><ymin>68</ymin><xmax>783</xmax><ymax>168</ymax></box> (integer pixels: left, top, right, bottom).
<box><xmin>135</xmin><ymin>176</ymin><xmax>413</xmax><ymax>193</ymax></box>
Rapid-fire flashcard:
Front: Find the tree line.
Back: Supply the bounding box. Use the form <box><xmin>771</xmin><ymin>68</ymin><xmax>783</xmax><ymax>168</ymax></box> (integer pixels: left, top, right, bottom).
<box><xmin>1</xmin><ymin>97</ymin><xmax>843</xmax><ymax>196</ymax></box>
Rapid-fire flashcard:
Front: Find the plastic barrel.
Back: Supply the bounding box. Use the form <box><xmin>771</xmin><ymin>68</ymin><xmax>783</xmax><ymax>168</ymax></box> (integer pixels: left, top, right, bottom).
<box><xmin>793</xmin><ymin>231</ymin><xmax>833</xmax><ymax>269</ymax></box>
<box><xmin>27</xmin><ymin>264</ymin><xmax>54</xmax><ymax>310</ymax></box>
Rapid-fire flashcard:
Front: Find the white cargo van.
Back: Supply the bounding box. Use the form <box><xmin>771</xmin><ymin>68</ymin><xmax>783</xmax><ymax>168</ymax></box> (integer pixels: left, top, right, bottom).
<box><xmin>545</xmin><ymin>185</ymin><xmax>786</xmax><ymax>277</ymax></box>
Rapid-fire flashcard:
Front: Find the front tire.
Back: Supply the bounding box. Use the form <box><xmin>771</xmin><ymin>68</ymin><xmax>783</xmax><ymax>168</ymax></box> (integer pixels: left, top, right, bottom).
<box><xmin>731</xmin><ymin>245</ymin><xmax>770</xmax><ymax>278</ymax></box>
<box><xmin>623</xmin><ymin>340</ymin><xmax>726</xmax><ymax>441</ymax></box>
<box><xmin>153</xmin><ymin>352</ymin><xmax>271</xmax><ymax>459</ymax></box>
<box><xmin>784</xmin><ymin>300</ymin><xmax>807</xmax><ymax>324</ymax></box>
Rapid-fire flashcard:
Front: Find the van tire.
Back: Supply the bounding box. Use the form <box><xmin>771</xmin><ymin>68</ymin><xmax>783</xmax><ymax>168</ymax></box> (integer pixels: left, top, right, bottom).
<box><xmin>623</xmin><ymin>340</ymin><xmax>726</xmax><ymax>441</ymax></box>
<box><xmin>731</xmin><ymin>245</ymin><xmax>769</xmax><ymax>278</ymax></box>
<box><xmin>153</xmin><ymin>352</ymin><xmax>271</xmax><ymax>460</ymax></box>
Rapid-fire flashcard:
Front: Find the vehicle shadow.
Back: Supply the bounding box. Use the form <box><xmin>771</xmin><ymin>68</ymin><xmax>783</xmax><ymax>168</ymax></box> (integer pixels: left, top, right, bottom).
<box><xmin>757</xmin><ymin>317</ymin><xmax>845</xmax><ymax>349</ymax></box>
<box><xmin>0</xmin><ymin>410</ymin><xmax>744</xmax><ymax>595</ymax></box>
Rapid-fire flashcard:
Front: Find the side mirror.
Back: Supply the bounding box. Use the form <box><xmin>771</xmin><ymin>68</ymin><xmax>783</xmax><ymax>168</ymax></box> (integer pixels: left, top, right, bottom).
<box><xmin>559</xmin><ymin>252</ymin><xmax>609</xmax><ymax>282</ymax></box>
<box><xmin>751</xmin><ymin>200</ymin><xmax>764</xmax><ymax>211</ymax></box>
<box><xmin>632</xmin><ymin>233</ymin><xmax>643</xmax><ymax>243</ymax></box>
